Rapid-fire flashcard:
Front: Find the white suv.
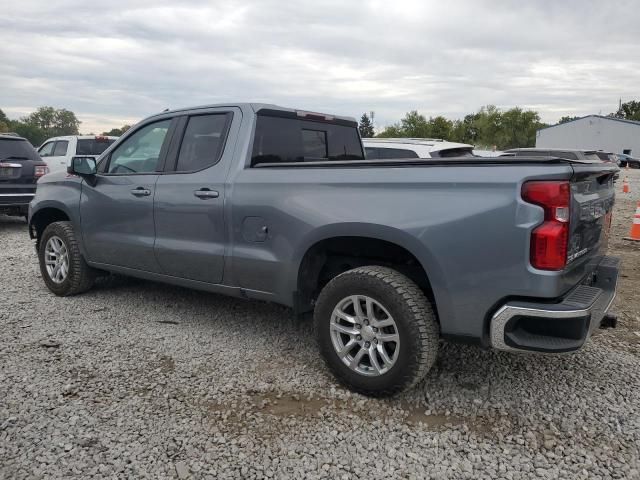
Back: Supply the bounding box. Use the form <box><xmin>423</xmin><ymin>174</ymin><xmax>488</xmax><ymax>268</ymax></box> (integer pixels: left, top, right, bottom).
<box><xmin>362</xmin><ymin>138</ymin><xmax>479</xmax><ymax>159</ymax></box>
<box><xmin>37</xmin><ymin>135</ymin><xmax>117</xmax><ymax>174</ymax></box>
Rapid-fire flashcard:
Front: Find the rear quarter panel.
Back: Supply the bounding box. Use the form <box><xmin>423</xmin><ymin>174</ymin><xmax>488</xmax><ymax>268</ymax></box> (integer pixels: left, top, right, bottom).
<box><xmin>228</xmin><ymin>163</ymin><xmax>575</xmax><ymax>342</ymax></box>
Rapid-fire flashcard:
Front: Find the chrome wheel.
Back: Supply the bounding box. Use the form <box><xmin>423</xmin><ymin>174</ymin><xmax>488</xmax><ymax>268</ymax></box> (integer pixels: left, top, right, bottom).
<box><xmin>329</xmin><ymin>295</ymin><xmax>400</xmax><ymax>376</ymax></box>
<box><xmin>44</xmin><ymin>236</ymin><xmax>69</xmax><ymax>284</ymax></box>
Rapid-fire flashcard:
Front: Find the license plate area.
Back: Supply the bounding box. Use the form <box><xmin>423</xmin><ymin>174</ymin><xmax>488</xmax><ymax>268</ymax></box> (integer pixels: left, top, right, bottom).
<box><xmin>0</xmin><ymin>163</ymin><xmax>21</xmax><ymax>178</ymax></box>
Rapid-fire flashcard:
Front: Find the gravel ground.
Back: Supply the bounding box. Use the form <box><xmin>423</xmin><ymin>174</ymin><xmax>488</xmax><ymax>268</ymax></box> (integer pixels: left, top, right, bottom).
<box><xmin>1</xmin><ymin>169</ymin><xmax>640</xmax><ymax>479</ymax></box>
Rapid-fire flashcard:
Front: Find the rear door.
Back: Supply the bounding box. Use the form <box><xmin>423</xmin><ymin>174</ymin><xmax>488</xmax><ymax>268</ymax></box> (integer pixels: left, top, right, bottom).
<box><xmin>80</xmin><ymin>118</ymin><xmax>175</xmax><ymax>271</ymax></box>
<box><xmin>47</xmin><ymin>140</ymin><xmax>71</xmax><ymax>173</ymax></box>
<box><xmin>153</xmin><ymin>108</ymin><xmax>239</xmax><ymax>283</ymax></box>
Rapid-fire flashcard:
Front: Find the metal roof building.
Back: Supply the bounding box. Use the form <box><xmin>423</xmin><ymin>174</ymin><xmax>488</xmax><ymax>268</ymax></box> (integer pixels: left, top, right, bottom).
<box><xmin>536</xmin><ymin>115</ymin><xmax>640</xmax><ymax>156</ymax></box>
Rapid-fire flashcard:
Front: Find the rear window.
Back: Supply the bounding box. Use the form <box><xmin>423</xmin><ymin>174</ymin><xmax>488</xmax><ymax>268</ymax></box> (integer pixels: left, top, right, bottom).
<box><xmin>365</xmin><ymin>147</ymin><xmax>419</xmax><ymax>159</ymax></box>
<box><xmin>251</xmin><ymin>114</ymin><xmax>364</xmax><ymax>166</ymax></box>
<box><xmin>76</xmin><ymin>138</ymin><xmax>116</xmax><ymax>156</ymax></box>
<box><xmin>0</xmin><ymin>138</ymin><xmax>40</xmax><ymax>161</ymax></box>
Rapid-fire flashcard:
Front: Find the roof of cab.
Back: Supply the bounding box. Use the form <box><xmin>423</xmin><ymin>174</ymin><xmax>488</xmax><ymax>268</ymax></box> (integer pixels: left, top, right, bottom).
<box><xmin>144</xmin><ymin>103</ymin><xmax>357</xmax><ymax>124</ymax></box>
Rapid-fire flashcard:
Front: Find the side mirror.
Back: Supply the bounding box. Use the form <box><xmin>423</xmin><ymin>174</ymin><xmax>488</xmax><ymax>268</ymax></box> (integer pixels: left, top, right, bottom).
<box><xmin>68</xmin><ymin>156</ymin><xmax>97</xmax><ymax>176</ymax></box>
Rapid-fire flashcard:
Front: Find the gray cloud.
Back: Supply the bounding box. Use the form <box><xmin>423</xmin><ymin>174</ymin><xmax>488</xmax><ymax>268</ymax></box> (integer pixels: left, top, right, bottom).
<box><xmin>1</xmin><ymin>0</ymin><xmax>638</xmax><ymax>134</ymax></box>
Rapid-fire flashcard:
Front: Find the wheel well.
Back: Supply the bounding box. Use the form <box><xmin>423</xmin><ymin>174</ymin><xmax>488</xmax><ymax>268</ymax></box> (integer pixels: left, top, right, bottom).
<box><xmin>30</xmin><ymin>208</ymin><xmax>70</xmax><ymax>247</ymax></box>
<box><xmin>296</xmin><ymin>236</ymin><xmax>436</xmax><ymax>315</ymax></box>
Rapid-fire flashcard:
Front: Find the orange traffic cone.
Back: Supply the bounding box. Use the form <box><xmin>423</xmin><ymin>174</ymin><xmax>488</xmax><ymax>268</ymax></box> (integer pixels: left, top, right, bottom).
<box><xmin>622</xmin><ymin>176</ymin><xmax>630</xmax><ymax>193</ymax></box>
<box><xmin>624</xmin><ymin>201</ymin><xmax>640</xmax><ymax>242</ymax></box>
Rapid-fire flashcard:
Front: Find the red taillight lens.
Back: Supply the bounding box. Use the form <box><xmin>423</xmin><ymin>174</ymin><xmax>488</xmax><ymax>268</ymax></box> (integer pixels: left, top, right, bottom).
<box><xmin>34</xmin><ymin>165</ymin><xmax>49</xmax><ymax>178</ymax></box>
<box><xmin>522</xmin><ymin>181</ymin><xmax>571</xmax><ymax>270</ymax></box>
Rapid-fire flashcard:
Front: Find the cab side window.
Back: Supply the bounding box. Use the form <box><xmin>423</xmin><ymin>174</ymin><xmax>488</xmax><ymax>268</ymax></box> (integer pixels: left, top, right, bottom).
<box><xmin>53</xmin><ymin>140</ymin><xmax>69</xmax><ymax>156</ymax></box>
<box><xmin>175</xmin><ymin>113</ymin><xmax>231</xmax><ymax>172</ymax></box>
<box><xmin>107</xmin><ymin>120</ymin><xmax>171</xmax><ymax>174</ymax></box>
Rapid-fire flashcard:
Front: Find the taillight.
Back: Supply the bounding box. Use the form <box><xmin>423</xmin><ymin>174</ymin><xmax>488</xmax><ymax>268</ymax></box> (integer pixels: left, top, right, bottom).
<box><xmin>34</xmin><ymin>165</ymin><xmax>49</xmax><ymax>178</ymax></box>
<box><xmin>522</xmin><ymin>181</ymin><xmax>571</xmax><ymax>270</ymax></box>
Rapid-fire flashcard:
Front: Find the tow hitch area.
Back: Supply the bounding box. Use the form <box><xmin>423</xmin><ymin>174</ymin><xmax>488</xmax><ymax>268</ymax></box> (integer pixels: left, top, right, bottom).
<box><xmin>600</xmin><ymin>313</ymin><xmax>618</xmax><ymax>329</ymax></box>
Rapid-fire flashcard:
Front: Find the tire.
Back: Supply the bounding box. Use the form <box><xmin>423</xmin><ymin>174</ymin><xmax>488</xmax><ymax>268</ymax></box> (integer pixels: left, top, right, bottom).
<box><xmin>314</xmin><ymin>266</ymin><xmax>439</xmax><ymax>397</ymax></box>
<box><xmin>38</xmin><ymin>221</ymin><xmax>96</xmax><ymax>296</ymax></box>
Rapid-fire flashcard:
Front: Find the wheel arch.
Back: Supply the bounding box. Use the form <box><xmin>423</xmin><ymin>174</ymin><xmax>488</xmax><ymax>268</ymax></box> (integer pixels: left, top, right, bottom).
<box><xmin>29</xmin><ymin>203</ymin><xmax>72</xmax><ymax>247</ymax></box>
<box><xmin>291</xmin><ymin>223</ymin><xmax>446</xmax><ymax>318</ymax></box>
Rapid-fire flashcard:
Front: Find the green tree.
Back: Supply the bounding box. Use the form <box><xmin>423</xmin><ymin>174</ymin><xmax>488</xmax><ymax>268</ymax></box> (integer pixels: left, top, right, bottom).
<box><xmin>0</xmin><ymin>108</ymin><xmax>9</xmax><ymax>133</ymax></box>
<box><xmin>427</xmin><ymin>116</ymin><xmax>453</xmax><ymax>140</ymax></box>
<box><xmin>3</xmin><ymin>106</ymin><xmax>82</xmax><ymax>145</ymax></box>
<box><xmin>23</xmin><ymin>106</ymin><xmax>81</xmax><ymax>136</ymax></box>
<box><xmin>358</xmin><ymin>114</ymin><xmax>375</xmax><ymax>138</ymax></box>
<box><xmin>103</xmin><ymin>125</ymin><xmax>131</xmax><ymax>137</ymax></box>
<box><xmin>450</xmin><ymin>113</ymin><xmax>480</xmax><ymax>144</ymax></box>
<box><xmin>399</xmin><ymin>111</ymin><xmax>429</xmax><ymax>137</ymax></box>
<box><xmin>613</xmin><ymin>100</ymin><xmax>640</xmax><ymax>121</ymax></box>
<box><xmin>558</xmin><ymin>115</ymin><xmax>580</xmax><ymax>124</ymax></box>
<box><xmin>377</xmin><ymin>105</ymin><xmax>547</xmax><ymax>149</ymax></box>
<box><xmin>376</xmin><ymin>123</ymin><xmax>404</xmax><ymax>137</ymax></box>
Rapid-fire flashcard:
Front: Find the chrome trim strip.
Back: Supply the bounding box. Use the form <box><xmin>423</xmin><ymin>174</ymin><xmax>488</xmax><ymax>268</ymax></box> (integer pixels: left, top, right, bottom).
<box><xmin>0</xmin><ymin>193</ymin><xmax>35</xmax><ymax>197</ymax></box>
<box><xmin>490</xmin><ymin>305</ymin><xmax>591</xmax><ymax>352</ymax></box>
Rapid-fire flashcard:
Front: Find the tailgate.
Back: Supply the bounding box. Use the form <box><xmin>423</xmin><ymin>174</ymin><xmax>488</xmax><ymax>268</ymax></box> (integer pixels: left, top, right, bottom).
<box><xmin>568</xmin><ymin>163</ymin><xmax>618</xmax><ymax>265</ymax></box>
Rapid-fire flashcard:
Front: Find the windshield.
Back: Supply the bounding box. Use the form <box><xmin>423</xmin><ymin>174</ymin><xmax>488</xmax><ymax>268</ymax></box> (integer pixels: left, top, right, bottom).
<box><xmin>0</xmin><ymin>138</ymin><xmax>40</xmax><ymax>161</ymax></box>
<box><xmin>76</xmin><ymin>138</ymin><xmax>116</xmax><ymax>156</ymax></box>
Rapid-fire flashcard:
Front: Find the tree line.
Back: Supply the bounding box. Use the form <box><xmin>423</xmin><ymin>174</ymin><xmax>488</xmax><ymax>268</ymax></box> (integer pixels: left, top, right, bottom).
<box><xmin>0</xmin><ymin>106</ymin><xmax>130</xmax><ymax>147</ymax></box>
<box><xmin>358</xmin><ymin>100</ymin><xmax>640</xmax><ymax>150</ymax></box>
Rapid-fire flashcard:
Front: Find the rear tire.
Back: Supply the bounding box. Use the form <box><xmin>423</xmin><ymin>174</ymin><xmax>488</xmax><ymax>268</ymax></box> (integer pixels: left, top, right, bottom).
<box><xmin>314</xmin><ymin>266</ymin><xmax>439</xmax><ymax>397</ymax></box>
<box><xmin>38</xmin><ymin>221</ymin><xmax>96</xmax><ymax>296</ymax></box>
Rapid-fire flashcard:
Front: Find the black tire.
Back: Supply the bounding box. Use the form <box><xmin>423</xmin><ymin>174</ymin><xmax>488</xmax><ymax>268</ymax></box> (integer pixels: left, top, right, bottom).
<box><xmin>38</xmin><ymin>221</ymin><xmax>96</xmax><ymax>296</ymax></box>
<box><xmin>314</xmin><ymin>266</ymin><xmax>439</xmax><ymax>397</ymax></box>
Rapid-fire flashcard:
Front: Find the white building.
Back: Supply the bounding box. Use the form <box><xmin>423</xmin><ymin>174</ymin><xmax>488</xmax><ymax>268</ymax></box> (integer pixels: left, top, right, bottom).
<box><xmin>536</xmin><ymin>115</ymin><xmax>640</xmax><ymax>156</ymax></box>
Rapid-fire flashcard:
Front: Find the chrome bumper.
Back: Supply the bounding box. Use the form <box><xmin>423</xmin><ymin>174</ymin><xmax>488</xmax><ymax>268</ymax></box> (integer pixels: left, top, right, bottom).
<box><xmin>490</xmin><ymin>256</ymin><xmax>619</xmax><ymax>353</ymax></box>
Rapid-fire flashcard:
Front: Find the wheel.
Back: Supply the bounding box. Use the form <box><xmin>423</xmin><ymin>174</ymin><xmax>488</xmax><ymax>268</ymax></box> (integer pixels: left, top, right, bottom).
<box><xmin>314</xmin><ymin>266</ymin><xmax>439</xmax><ymax>397</ymax></box>
<box><xmin>38</xmin><ymin>221</ymin><xmax>97</xmax><ymax>296</ymax></box>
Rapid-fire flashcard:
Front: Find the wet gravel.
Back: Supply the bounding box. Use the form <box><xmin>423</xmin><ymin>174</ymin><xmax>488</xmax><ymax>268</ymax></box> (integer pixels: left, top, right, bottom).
<box><xmin>1</xmin><ymin>169</ymin><xmax>640</xmax><ymax>479</ymax></box>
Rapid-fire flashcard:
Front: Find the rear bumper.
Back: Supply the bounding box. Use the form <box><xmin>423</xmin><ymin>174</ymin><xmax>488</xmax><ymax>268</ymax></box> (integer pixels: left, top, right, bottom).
<box><xmin>490</xmin><ymin>256</ymin><xmax>619</xmax><ymax>353</ymax></box>
<box><xmin>0</xmin><ymin>192</ymin><xmax>35</xmax><ymax>207</ymax></box>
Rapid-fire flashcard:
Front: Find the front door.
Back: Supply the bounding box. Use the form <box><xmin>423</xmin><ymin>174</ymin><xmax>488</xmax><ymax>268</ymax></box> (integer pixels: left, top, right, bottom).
<box><xmin>80</xmin><ymin>118</ymin><xmax>173</xmax><ymax>272</ymax></box>
<box><xmin>153</xmin><ymin>109</ymin><xmax>238</xmax><ymax>283</ymax></box>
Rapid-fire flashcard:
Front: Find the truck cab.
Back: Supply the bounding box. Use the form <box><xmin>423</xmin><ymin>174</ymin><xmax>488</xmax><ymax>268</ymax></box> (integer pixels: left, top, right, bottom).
<box><xmin>37</xmin><ymin>135</ymin><xmax>117</xmax><ymax>174</ymax></box>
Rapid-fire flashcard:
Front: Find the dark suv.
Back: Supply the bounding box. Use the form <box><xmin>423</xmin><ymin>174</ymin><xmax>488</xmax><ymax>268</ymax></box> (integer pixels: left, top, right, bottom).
<box><xmin>0</xmin><ymin>134</ymin><xmax>49</xmax><ymax>218</ymax></box>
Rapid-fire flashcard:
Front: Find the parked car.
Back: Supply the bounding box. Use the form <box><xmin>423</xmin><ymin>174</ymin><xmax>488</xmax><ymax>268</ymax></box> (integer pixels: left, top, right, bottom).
<box><xmin>502</xmin><ymin>148</ymin><xmax>603</xmax><ymax>161</ymax></box>
<box><xmin>616</xmin><ymin>153</ymin><xmax>640</xmax><ymax>168</ymax></box>
<box><xmin>363</xmin><ymin>138</ymin><xmax>475</xmax><ymax>159</ymax></box>
<box><xmin>0</xmin><ymin>133</ymin><xmax>49</xmax><ymax>218</ymax></box>
<box><xmin>37</xmin><ymin>135</ymin><xmax>117</xmax><ymax>174</ymax></box>
<box><xmin>29</xmin><ymin>103</ymin><xmax>619</xmax><ymax>396</ymax></box>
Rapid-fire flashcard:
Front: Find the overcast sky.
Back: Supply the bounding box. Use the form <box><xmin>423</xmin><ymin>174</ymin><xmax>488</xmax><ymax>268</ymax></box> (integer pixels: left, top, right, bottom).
<box><xmin>1</xmin><ymin>0</ymin><xmax>638</xmax><ymax>134</ymax></box>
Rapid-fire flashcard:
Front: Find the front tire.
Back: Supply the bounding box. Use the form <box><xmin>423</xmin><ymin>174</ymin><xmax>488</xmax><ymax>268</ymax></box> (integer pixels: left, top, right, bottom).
<box><xmin>38</xmin><ymin>221</ymin><xmax>96</xmax><ymax>296</ymax></box>
<box><xmin>314</xmin><ymin>266</ymin><xmax>439</xmax><ymax>397</ymax></box>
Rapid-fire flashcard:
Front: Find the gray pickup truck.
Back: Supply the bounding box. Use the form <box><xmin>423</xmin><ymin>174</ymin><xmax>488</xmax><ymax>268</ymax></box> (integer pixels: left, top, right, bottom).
<box><xmin>29</xmin><ymin>103</ymin><xmax>620</xmax><ymax>396</ymax></box>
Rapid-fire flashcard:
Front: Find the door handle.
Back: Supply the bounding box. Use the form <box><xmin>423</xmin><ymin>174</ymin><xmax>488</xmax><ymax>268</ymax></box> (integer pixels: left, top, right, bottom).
<box><xmin>131</xmin><ymin>187</ymin><xmax>151</xmax><ymax>197</ymax></box>
<box><xmin>194</xmin><ymin>189</ymin><xmax>219</xmax><ymax>199</ymax></box>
